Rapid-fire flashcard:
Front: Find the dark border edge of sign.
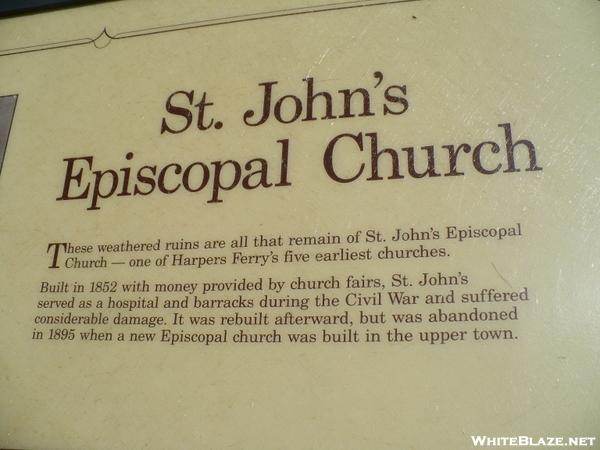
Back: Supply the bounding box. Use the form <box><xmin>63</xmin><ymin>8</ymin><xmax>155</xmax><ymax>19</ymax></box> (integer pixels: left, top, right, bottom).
<box><xmin>0</xmin><ymin>95</ymin><xmax>19</xmax><ymax>180</ymax></box>
<box><xmin>0</xmin><ymin>0</ymin><xmax>115</xmax><ymax>18</ymax></box>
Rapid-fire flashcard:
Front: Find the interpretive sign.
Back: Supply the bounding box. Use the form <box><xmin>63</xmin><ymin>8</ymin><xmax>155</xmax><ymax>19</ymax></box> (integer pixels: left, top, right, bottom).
<box><xmin>0</xmin><ymin>0</ymin><xmax>599</xmax><ymax>448</ymax></box>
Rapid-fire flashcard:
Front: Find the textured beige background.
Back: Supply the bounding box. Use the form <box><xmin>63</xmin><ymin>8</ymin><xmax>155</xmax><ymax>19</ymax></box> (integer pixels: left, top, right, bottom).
<box><xmin>0</xmin><ymin>0</ymin><xmax>599</xmax><ymax>448</ymax></box>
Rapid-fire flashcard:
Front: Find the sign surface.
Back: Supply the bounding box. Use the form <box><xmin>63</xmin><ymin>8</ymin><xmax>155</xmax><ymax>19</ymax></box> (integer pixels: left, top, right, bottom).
<box><xmin>1</xmin><ymin>1</ymin><xmax>599</xmax><ymax>448</ymax></box>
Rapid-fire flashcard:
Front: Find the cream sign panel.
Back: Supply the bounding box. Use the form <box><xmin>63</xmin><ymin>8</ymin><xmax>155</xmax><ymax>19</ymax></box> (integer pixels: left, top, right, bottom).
<box><xmin>0</xmin><ymin>1</ymin><xmax>598</xmax><ymax>449</ymax></box>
